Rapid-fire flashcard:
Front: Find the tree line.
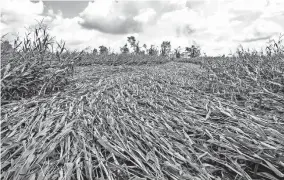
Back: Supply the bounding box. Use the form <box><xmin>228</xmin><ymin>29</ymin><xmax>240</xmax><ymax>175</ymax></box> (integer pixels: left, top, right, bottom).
<box><xmin>1</xmin><ymin>36</ymin><xmax>201</xmax><ymax>58</ymax></box>
<box><xmin>93</xmin><ymin>36</ymin><xmax>201</xmax><ymax>58</ymax></box>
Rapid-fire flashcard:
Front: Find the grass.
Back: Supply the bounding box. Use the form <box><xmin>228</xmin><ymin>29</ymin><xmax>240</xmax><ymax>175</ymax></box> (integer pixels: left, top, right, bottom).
<box><xmin>1</xmin><ymin>25</ymin><xmax>284</xmax><ymax>180</ymax></box>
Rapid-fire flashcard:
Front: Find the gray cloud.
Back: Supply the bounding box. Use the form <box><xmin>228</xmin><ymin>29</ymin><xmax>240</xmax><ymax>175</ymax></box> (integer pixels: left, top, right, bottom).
<box><xmin>230</xmin><ymin>11</ymin><xmax>262</xmax><ymax>24</ymax></box>
<box><xmin>1</xmin><ymin>10</ymin><xmax>22</xmax><ymax>24</ymax></box>
<box><xmin>78</xmin><ymin>1</ymin><xmax>186</xmax><ymax>34</ymax></box>
<box><xmin>68</xmin><ymin>39</ymin><xmax>87</xmax><ymax>46</ymax></box>
<box><xmin>241</xmin><ymin>35</ymin><xmax>271</xmax><ymax>42</ymax></box>
<box><xmin>186</xmin><ymin>0</ymin><xmax>206</xmax><ymax>9</ymax></box>
<box><xmin>184</xmin><ymin>24</ymin><xmax>195</xmax><ymax>35</ymax></box>
<box><xmin>176</xmin><ymin>24</ymin><xmax>195</xmax><ymax>37</ymax></box>
<box><xmin>79</xmin><ymin>16</ymin><xmax>143</xmax><ymax>34</ymax></box>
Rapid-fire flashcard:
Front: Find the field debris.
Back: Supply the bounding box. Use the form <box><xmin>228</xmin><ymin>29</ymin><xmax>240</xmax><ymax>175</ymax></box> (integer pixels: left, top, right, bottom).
<box><xmin>1</xmin><ymin>23</ymin><xmax>284</xmax><ymax>180</ymax></box>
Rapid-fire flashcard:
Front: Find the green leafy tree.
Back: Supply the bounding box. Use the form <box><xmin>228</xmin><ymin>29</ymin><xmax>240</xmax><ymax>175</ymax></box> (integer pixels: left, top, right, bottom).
<box><xmin>99</xmin><ymin>45</ymin><xmax>108</xmax><ymax>55</ymax></box>
<box><xmin>174</xmin><ymin>46</ymin><xmax>181</xmax><ymax>58</ymax></box>
<box><xmin>120</xmin><ymin>43</ymin><xmax>129</xmax><ymax>54</ymax></box>
<box><xmin>160</xmin><ymin>41</ymin><xmax>171</xmax><ymax>56</ymax></box>
<box><xmin>148</xmin><ymin>45</ymin><xmax>158</xmax><ymax>56</ymax></box>
<box><xmin>92</xmin><ymin>48</ymin><xmax>98</xmax><ymax>55</ymax></box>
<box><xmin>135</xmin><ymin>42</ymin><xmax>141</xmax><ymax>54</ymax></box>
<box><xmin>140</xmin><ymin>44</ymin><xmax>147</xmax><ymax>54</ymax></box>
<box><xmin>185</xmin><ymin>45</ymin><xmax>201</xmax><ymax>58</ymax></box>
<box><xmin>127</xmin><ymin>36</ymin><xmax>136</xmax><ymax>47</ymax></box>
<box><xmin>127</xmin><ymin>36</ymin><xmax>140</xmax><ymax>54</ymax></box>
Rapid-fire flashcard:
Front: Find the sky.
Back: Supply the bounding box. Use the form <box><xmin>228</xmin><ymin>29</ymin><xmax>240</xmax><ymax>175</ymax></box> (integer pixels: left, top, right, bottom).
<box><xmin>1</xmin><ymin>0</ymin><xmax>284</xmax><ymax>56</ymax></box>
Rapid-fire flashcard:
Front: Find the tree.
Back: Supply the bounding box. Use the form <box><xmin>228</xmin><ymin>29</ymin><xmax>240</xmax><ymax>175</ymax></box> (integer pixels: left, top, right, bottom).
<box><xmin>185</xmin><ymin>45</ymin><xmax>201</xmax><ymax>58</ymax></box>
<box><xmin>135</xmin><ymin>42</ymin><xmax>141</xmax><ymax>54</ymax></box>
<box><xmin>174</xmin><ymin>46</ymin><xmax>181</xmax><ymax>58</ymax></box>
<box><xmin>127</xmin><ymin>36</ymin><xmax>136</xmax><ymax>53</ymax></box>
<box><xmin>148</xmin><ymin>45</ymin><xmax>158</xmax><ymax>56</ymax></box>
<box><xmin>160</xmin><ymin>41</ymin><xmax>171</xmax><ymax>56</ymax></box>
<box><xmin>140</xmin><ymin>44</ymin><xmax>147</xmax><ymax>55</ymax></box>
<box><xmin>92</xmin><ymin>48</ymin><xmax>98</xmax><ymax>55</ymax></box>
<box><xmin>127</xmin><ymin>36</ymin><xmax>136</xmax><ymax>47</ymax></box>
<box><xmin>120</xmin><ymin>43</ymin><xmax>129</xmax><ymax>54</ymax></box>
<box><xmin>99</xmin><ymin>45</ymin><xmax>108</xmax><ymax>55</ymax></box>
<box><xmin>143</xmin><ymin>44</ymin><xmax>147</xmax><ymax>51</ymax></box>
<box><xmin>127</xmin><ymin>36</ymin><xmax>140</xmax><ymax>54</ymax></box>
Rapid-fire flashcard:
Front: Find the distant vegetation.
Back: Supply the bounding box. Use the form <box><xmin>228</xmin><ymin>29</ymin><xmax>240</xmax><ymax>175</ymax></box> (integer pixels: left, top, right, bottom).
<box><xmin>1</xmin><ymin>22</ymin><xmax>284</xmax><ymax>180</ymax></box>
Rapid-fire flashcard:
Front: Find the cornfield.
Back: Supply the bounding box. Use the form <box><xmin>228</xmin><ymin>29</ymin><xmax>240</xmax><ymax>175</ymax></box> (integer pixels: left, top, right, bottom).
<box><xmin>1</xmin><ymin>25</ymin><xmax>284</xmax><ymax>180</ymax></box>
<box><xmin>76</xmin><ymin>54</ymin><xmax>171</xmax><ymax>66</ymax></box>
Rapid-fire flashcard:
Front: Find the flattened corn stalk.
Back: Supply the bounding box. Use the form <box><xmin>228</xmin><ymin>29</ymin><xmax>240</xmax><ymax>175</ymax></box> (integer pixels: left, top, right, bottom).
<box><xmin>1</xmin><ymin>63</ymin><xmax>284</xmax><ymax>180</ymax></box>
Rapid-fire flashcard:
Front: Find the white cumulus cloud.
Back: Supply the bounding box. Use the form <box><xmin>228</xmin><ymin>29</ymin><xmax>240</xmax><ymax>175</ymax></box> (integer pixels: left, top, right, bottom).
<box><xmin>1</xmin><ymin>0</ymin><xmax>45</xmax><ymax>37</ymax></box>
<box><xmin>1</xmin><ymin>0</ymin><xmax>284</xmax><ymax>56</ymax></box>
